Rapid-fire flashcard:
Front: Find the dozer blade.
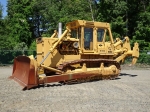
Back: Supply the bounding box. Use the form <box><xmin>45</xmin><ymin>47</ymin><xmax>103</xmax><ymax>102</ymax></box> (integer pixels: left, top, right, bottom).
<box><xmin>9</xmin><ymin>56</ymin><xmax>38</xmax><ymax>90</ymax></box>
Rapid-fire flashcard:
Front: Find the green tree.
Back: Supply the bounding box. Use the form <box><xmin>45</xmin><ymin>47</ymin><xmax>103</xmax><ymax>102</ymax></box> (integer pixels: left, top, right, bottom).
<box><xmin>96</xmin><ymin>0</ymin><xmax>128</xmax><ymax>38</ymax></box>
<box><xmin>0</xmin><ymin>2</ymin><xmax>2</xmax><ymax>19</ymax></box>
<box><xmin>0</xmin><ymin>3</ymin><xmax>11</xmax><ymax>50</ymax></box>
<box><xmin>32</xmin><ymin>0</ymin><xmax>94</xmax><ymax>36</ymax></box>
<box><xmin>131</xmin><ymin>0</ymin><xmax>150</xmax><ymax>50</ymax></box>
<box><xmin>0</xmin><ymin>3</ymin><xmax>13</xmax><ymax>64</ymax></box>
<box><xmin>7</xmin><ymin>0</ymin><xmax>34</xmax><ymax>48</ymax></box>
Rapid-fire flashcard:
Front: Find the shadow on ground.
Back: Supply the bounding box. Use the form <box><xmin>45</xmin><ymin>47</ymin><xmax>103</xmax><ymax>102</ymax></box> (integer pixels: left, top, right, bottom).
<box><xmin>119</xmin><ymin>73</ymin><xmax>138</xmax><ymax>77</ymax></box>
<box><xmin>29</xmin><ymin>83</ymin><xmax>63</xmax><ymax>90</ymax></box>
<box><xmin>29</xmin><ymin>77</ymin><xmax>122</xmax><ymax>90</ymax></box>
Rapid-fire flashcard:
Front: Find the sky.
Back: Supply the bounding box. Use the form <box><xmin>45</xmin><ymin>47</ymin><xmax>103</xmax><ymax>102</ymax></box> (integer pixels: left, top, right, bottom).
<box><xmin>0</xmin><ymin>0</ymin><xmax>7</xmax><ymax>17</ymax></box>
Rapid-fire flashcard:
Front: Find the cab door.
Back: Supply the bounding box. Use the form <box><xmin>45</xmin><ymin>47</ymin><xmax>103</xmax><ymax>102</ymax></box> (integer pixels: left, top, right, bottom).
<box><xmin>84</xmin><ymin>27</ymin><xmax>93</xmax><ymax>50</ymax></box>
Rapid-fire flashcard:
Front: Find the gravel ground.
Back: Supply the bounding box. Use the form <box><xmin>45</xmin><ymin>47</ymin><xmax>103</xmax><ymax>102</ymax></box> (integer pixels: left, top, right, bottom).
<box><xmin>0</xmin><ymin>65</ymin><xmax>150</xmax><ymax>112</ymax></box>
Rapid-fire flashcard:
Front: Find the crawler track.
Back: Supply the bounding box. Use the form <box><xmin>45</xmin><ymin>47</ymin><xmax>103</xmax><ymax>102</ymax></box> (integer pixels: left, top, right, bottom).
<box><xmin>57</xmin><ymin>59</ymin><xmax>121</xmax><ymax>84</ymax></box>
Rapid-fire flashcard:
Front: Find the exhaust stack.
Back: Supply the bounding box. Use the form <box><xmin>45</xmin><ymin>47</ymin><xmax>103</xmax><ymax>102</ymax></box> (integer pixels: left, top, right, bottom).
<box><xmin>58</xmin><ymin>22</ymin><xmax>62</xmax><ymax>38</ymax></box>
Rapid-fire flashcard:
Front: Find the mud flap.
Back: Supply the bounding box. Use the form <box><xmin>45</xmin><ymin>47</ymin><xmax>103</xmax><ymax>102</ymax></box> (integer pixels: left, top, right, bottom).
<box><xmin>9</xmin><ymin>56</ymin><xmax>38</xmax><ymax>90</ymax></box>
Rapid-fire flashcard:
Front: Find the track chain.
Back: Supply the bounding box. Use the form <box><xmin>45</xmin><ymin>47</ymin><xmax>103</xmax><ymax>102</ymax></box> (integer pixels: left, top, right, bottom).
<box><xmin>57</xmin><ymin>59</ymin><xmax>121</xmax><ymax>84</ymax></box>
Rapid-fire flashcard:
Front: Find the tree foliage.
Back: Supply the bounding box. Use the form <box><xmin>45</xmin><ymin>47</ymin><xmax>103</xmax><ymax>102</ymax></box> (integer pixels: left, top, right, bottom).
<box><xmin>7</xmin><ymin>0</ymin><xmax>34</xmax><ymax>48</ymax></box>
<box><xmin>31</xmin><ymin>0</ymin><xmax>94</xmax><ymax>36</ymax></box>
<box><xmin>0</xmin><ymin>3</ymin><xmax>11</xmax><ymax>50</ymax></box>
<box><xmin>96</xmin><ymin>0</ymin><xmax>128</xmax><ymax>38</ymax></box>
<box><xmin>0</xmin><ymin>0</ymin><xmax>150</xmax><ymax>64</ymax></box>
<box><xmin>132</xmin><ymin>1</ymin><xmax>150</xmax><ymax>50</ymax></box>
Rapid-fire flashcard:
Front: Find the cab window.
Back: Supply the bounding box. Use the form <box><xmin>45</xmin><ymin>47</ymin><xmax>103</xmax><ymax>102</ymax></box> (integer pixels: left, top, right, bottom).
<box><xmin>71</xmin><ymin>29</ymin><xmax>77</xmax><ymax>38</ymax></box>
<box><xmin>84</xmin><ymin>28</ymin><xmax>93</xmax><ymax>49</ymax></box>
<box><xmin>97</xmin><ymin>29</ymin><xmax>104</xmax><ymax>42</ymax></box>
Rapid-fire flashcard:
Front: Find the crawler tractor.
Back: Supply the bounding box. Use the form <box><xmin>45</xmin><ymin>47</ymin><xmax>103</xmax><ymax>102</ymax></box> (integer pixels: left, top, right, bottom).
<box><xmin>10</xmin><ymin>20</ymin><xmax>139</xmax><ymax>90</ymax></box>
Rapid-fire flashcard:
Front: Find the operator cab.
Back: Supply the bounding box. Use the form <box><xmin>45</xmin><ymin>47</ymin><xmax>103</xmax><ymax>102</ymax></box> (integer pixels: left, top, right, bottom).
<box><xmin>67</xmin><ymin>20</ymin><xmax>114</xmax><ymax>54</ymax></box>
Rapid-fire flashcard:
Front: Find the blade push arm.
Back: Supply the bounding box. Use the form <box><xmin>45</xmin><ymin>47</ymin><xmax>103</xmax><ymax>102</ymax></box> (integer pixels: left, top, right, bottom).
<box><xmin>114</xmin><ymin>36</ymin><xmax>139</xmax><ymax>65</ymax></box>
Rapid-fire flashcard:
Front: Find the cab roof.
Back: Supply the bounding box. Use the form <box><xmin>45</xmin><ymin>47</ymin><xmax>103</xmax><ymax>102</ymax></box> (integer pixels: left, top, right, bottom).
<box><xmin>66</xmin><ymin>20</ymin><xmax>110</xmax><ymax>29</ymax></box>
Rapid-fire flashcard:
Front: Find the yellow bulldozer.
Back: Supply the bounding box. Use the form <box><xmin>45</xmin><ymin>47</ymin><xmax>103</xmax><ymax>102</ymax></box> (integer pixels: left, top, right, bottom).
<box><xmin>10</xmin><ymin>20</ymin><xmax>139</xmax><ymax>90</ymax></box>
